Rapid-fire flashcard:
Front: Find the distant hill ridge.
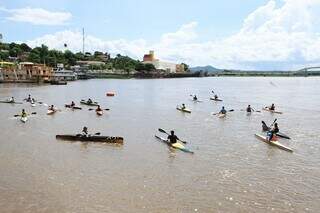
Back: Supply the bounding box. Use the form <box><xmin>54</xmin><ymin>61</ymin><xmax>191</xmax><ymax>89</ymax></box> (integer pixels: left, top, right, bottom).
<box><xmin>190</xmin><ymin>65</ymin><xmax>221</xmax><ymax>72</ymax></box>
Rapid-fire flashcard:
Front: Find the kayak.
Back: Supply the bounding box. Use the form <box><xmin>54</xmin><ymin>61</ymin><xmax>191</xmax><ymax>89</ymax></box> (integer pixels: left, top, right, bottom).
<box><xmin>106</xmin><ymin>92</ymin><xmax>115</xmax><ymax>97</ymax></box>
<box><xmin>80</xmin><ymin>100</ymin><xmax>99</xmax><ymax>106</ymax></box>
<box><xmin>0</xmin><ymin>100</ymin><xmax>23</xmax><ymax>104</ymax></box>
<box><xmin>47</xmin><ymin>109</ymin><xmax>56</xmax><ymax>115</ymax></box>
<box><xmin>263</xmin><ymin>108</ymin><xmax>283</xmax><ymax>114</ymax></box>
<box><xmin>218</xmin><ymin>113</ymin><xmax>226</xmax><ymax>118</ymax></box>
<box><xmin>254</xmin><ymin>134</ymin><xmax>293</xmax><ymax>152</ymax></box>
<box><xmin>20</xmin><ymin>116</ymin><xmax>28</xmax><ymax>123</ymax></box>
<box><xmin>191</xmin><ymin>99</ymin><xmax>202</xmax><ymax>103</ymax></box>
<box><xmin>65</xmin><ymin>104</ymin><xmax>82</xmax><ymax>110</ymax></box>
<box><xmin>96</xmin><ymin>110</ymin><xmax>103</xmax><ymax>116</ymax></box>
<box><xmin>210</xmin><ymin>97</ymin><xmax>223</xmax><ymax>102</ymax></box>
<box><xmin>56</xmin><ymin>135</ymin><xmax>124</xmax><ymax>144</ymax></box>
<box><xmin>31</xmin><ymin>102</ymin><xmax>36</xmax><ymax>107</ymax></box>
<box><xmin>246</xmin><ymin>111</ymin><xmax>252</xmax><ymax>116</ymax></box>
<box><xmin>176</xmin><ymin>106</ymin><xmax>191</xmax><ymax>113</ymax></box>
<box><xmin>154</xmin><ymin>135</ymin><xmax>194</xmax><ymax>154</ymax></box>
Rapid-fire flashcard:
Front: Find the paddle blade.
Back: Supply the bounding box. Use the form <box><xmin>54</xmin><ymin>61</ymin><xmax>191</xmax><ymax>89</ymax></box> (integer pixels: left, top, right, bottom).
<box><xmin>229</xmin><ymin>109</ymin><xmax>234</xmax><ymax>112</ymax></box>
<box><xmin>14</xmin><ymin>115</ymin><xmax>19</xmax><ymax>117</ymax></box>
<box><xmin>104</xmin><ymin>109</ymin><xmax>110</xmax><ymax>111</ymax></box>
<box><xmin>94</xmin><ymin>132</ymin><xmax>101</xmax><ymax>135</ymax></box>
<box><xmin>158</xmin><ymin>128</ymin><xmax>167</xmax><ymax>134</ymax></box>
<box><xmin>31</xmin><ymin>112</ymin><xmax>37</xmax><ymax>115</ymax></box>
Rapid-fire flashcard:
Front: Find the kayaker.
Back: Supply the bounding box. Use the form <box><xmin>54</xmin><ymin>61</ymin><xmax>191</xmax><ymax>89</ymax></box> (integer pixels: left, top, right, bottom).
<box><xmin>220</xmin><ymin>106</ymin><xmax>227</xmax><ymax>114</ymax></box>
<box><xmin>167</xmin><ymin>131</ymin><xmax>180</xmax><ymax>144</ymax></box>
<box><xmin>193</xmin><ymin>95</ymin><xmax>198</xmax><ymax>101</ymax></box>
<box><xmin>9</xmin><ymin>97</ymin><xmax>15</xmax><ymax>103</ymax></box>
<box><xmin>246</xmin><ymin>105</ymin><xmax>254</xmax><ymax>112</ymax></box>
<box><xmin>26</xmin><ymin>95</ymin><xmax>31</xmax><ymax>102</ymax></box>
<box><xmin>70</xmin><ymin>101</ymin><xmax>75</xmax><ymax>107</ymax></box>
<box><xmin>181</xmin><ymin>103</ymin><xmax>186</xmax><ymax>110</ymax></box>
<box><xmin>21</xmin><ymin>109</ymin><xmax>27</xmax><ymax>117</ymax></box>
<box><xmin>261</xmin><ymin>121</ymin><xmax>269</xmax><ymax>131</ymax></box>
<box><xmin>31</xmin><ymin>98</ymin><xmax>35</xmax><ymax>104</ymax></box>
<box><xmin>87</xmin><ymin>98</ymin><xmax>93</xmax><ymax>104</ymax></box>
<box><xmin>96</xmin><ymin>105</ymin><xmax>102</xmax><ymax>112</ymax></box>
<box><xmin>82</xmin><ymin>127</ymin><xmax>88</xmax><ymax>136</ymax></box>
<box><xmin>269</xmin><ymin>104</ymin><xmax>275</xmax><ymax>110</ymax></box>
<box><xmin>49</xmin><ymin>105</ymin><xmax>55</xmax><ymax>111</ymax></box>
<box><xmin>214</xmin><ymin>94</ymin><xmax>219</xmax><ymax>100</ymax></box>
<box><xmin>268</xmin><ymin>123</ymin><xmax>279</xmax><ymax>141</ymax></box>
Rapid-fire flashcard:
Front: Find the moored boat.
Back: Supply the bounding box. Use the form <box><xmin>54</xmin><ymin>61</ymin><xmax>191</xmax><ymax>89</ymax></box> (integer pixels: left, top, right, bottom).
<box><xmin>255</xmin><ymin>134</ymin><xmax>293</xmax><ymax>152</ymax></box>
<box><xmin>56</xmin><ymin>134</ymin><xmax>124</xmax><ymax>144</ymax></box>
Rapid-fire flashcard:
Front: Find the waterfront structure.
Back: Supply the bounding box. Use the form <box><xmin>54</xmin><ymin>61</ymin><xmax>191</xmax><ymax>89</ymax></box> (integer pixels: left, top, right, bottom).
<box><xmin>51</xmin><ymin>64</ymin><xmax>77</xmax><ymax>81</ymax></box>
<box><xmin>142</xmin><ymin>51</ymin><xmax>185</xmax><ymax>73</ymax></box>
<box><xmin>0</xmin><ymin>62</ymin><xmax>52</xmax><ymax>83</ymax></box>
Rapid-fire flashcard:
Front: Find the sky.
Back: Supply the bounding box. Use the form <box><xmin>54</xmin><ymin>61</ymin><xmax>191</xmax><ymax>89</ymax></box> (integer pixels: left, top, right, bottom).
<box><xmin>1</xmin><ymin>0</ymin><xmax>320</xmax><ymax>70</ymax></box>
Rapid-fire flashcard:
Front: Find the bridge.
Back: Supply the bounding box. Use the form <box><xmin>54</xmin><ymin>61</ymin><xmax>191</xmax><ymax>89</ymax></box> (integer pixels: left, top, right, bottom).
<box><xmin>296</xmin><ymin>66</ymin><xmax>320</xmax><ymax>72</ymax></box>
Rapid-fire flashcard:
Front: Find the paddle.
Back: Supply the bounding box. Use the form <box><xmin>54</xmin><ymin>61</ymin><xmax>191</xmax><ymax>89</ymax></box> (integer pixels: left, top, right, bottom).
<box><xmin>14</xmin><ymin>112</ymin><xmax>37</xmax><ymax>117</ymax></box>
<box><xmin>269</xmin><ymin>118</ymin><xmax>277</xmax><ymax>128</ymax></box>
<box><xmin>158</xmin><ymin>128</ymin><xmax>187</xmax><ymax>144</ymax></box>
<box><xmin>212</xmin><ymin>109</ymin><xmax>234</xmax><ymax>115</ymax></box>
<box><xmin>88</xmin><ymin>108</ymin><xmax>110</xmax><ymax>111</ymax></box>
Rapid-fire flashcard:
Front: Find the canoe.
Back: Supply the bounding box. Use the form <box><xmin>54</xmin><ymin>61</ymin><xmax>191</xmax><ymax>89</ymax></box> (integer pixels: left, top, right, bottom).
<box><xmin>0</xmin><ymin>100</ymin><xmax>23</xmax><ymax>104</ymax></box>
<box><xmin>210</xmin><ymin>97</ymin><xmax>223</xmax><ymax>102</ymax></box>
<box><xmin>176</xmin><ymin>106</ymin><xmax>191</xmax><ymax>113</ymax></box>
<box><xmin>263</xmin><ymin>108</ymin><xmax>283</xmax><ymax>114</ymax></box>
<box><xmin>80</xmin><ymin>100</ymin><xmax>99</xmax><ymax>106</ymax></box>
<box><xmin>218</xmin><ymin>113</ymin><xmax>226</xmax><ymax>118</ymax></box>
<box><xmin>20</xmin><ymin>116</ymin><xmax>28</xmax><ymax>123</ymax></box>
<box><xmin>56</xmin><ymin>135</ymin><xmax>124</xmax><ymax>144</ymax></box>
<box><xmin>47</xmin><ymin>109</ymin><xmax>56</xmax><ymax>115</ymax></box>
<box><xmin>96</xmin><ymin>110</ymin><xmax>103</xmax><ymax>116</ymax></box>
<box><xmin>155</xmin><ymin>135</ymin><xmax>194</xmax><ymax>154</ymax></box>
<box><xmin>65</xmin><ymin>104</ymin><xmax>82</xmax><ymax>110</ymax></box>
<box><xmin>254</xmin><ymin>134</ymin><xmax>293</xmax><ymax>152</ymax></box>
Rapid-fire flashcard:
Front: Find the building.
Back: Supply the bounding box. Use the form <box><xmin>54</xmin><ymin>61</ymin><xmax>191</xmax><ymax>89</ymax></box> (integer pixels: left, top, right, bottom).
<box><xmin>142</xmin><ymin>51</ymin><xmax>185</xmax><ymax>73</ymax></box>
<box><xmin>0</xmin><ymin>62</ymin><xmax>53</xmax><ymax>83</ymax></box>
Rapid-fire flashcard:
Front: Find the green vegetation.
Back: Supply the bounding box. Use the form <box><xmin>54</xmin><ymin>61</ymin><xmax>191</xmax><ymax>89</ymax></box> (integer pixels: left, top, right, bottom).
<box><xmin>0</xmin><ymin>42</ymin><xmax>156</xmax><ymax>72</ymax></box>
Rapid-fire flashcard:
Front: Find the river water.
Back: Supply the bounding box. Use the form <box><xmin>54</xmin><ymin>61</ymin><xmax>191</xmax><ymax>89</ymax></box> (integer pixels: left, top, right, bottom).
<box><xmin>0</xmin><ymin>77</ymin><xmax>319</xmax><ymax>213</ymax></box>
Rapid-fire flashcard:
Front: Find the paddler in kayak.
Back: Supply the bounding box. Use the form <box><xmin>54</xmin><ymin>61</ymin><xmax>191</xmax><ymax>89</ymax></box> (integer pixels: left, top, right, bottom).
<box><xmin>70</xmin><ymin>101</ymin><xmax>76</xmax><ymax>108</ymax></box>
<box><xmin>193</xmin><ymin>95</ymin><xmax>198</xmax><ymax>101</ymax></box>
<box><xmin>266</xmin><ymin>103</ymin><xmax>275</xmax><ymax>111</ymax></box>
<box><xmin>181</xmin><ymin>103</ymin><xmax>186</xmax><ymax>110</ymax></box>
<box><xmin>87</xmin><ymin>98</ymin><xmax>93</xmax><ymax>104</ymax></box>
<box><xmin>82</xmin><ymin>126</ymin><xmax>89</xmax><ymax>136</ymax></box>
<box><xmin>26</xmin><ymin>95</ymin><xmax>32</xmax><ymax>102</ymax></box>
<box><xmin>48</xmin><ymin>105</ymin><xmax>56</xmax><ymax>111</ymax></box>
<box><xmin>246</xmin><ymin>105</ymin><xmax>254</xmax><ymax>112</ymax></box>
<box><xmin>96</xmin><ymin>105</ymin><xmax>102</xmax><ymax>112</ymax></box>
<box><xmin>21</xmin><ymin>109</ymin><xmax>27</xmax><ymax>117</ymax></box>
<box><xmin>268</xmin><ymin>123</ymin><xmax>279</xmax><ymax>141</ymax></box>
<box><xmin>214</xmin><ymin>94</ymin><xmax>219</xmax><ymax>100</ymax></box>
<box><xmin>9</xmin><ymin>97</ymin><xmax>15</xmax><ymax>103</ymax></box>
<box><xmin>261</xmin><ymin>121</ymin><xmax>269</xmax><ymax>131</ymax></box>
<box><xmin>167</xmin><ymin>131</ymin><xmax>180</xmax><ymax>144</ymax></box>
<box><xmin>219</xmin><ymin>106</ymin><xmax>227</xmax><ymax>114</ymax></box>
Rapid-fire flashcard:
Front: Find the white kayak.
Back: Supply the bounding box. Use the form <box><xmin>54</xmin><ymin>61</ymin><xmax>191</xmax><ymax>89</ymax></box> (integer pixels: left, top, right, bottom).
<box><xmin>20</xmin><ymin>116</ymin><xmax>28</xmax><ymax>123</ymax></box>
<box><xmin>96</xmin><ymin>110</ymin><xmax>103</xmax><ymax>116</ymax></box>
<box><xmin>218</xmin><ymin>113</ymin><xmax>226</xmax><ymax>118</ymax></box>
<box><xmin>47</xmin><ymin>109</ymin><xmax>56</xmax><ymax>115</ymax></box>
<box><xmin>255</xmin><ymin>134</ymin><xmax>293</xmax><ymax>152</ymax></box>
<box><xmin>263</xmin><ymin>108</ymin><xmax>283</xmax><ymax>114</ymax></box>
<box><xmin>176</xmin><ymin>106</ymin><xmax>191</xmax><ymax>113</ymax></box>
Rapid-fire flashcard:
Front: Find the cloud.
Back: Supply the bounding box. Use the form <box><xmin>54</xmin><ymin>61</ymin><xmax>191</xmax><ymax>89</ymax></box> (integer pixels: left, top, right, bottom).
<box><xmin>1</xmin><ymin>7</ymin><xmax>71</xmax><ymax>25</ymax></box>
<box><xmin>25</xmin><ymin>0</ymin><xmax>320</xmax><ymax>70</ymax></box>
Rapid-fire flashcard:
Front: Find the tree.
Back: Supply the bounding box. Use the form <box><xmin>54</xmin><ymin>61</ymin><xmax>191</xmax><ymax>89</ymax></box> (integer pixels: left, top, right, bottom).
<box><xmin>181</xmin><ymin>63</ymin><xmax>189</xmax><ymax>72</ymax></box>
<box><xmin>20</xmin><ymin>43</ymin><xmax>32</xmax><ymax>52</ymax></box>
<box><xmin>145</xmin><ymin>63</ymin><xmax>155</xmax><ymax>71</ymax></box>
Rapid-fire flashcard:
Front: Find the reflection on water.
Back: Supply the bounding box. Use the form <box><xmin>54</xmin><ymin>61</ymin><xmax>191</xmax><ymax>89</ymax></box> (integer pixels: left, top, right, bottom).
<box><xmin>0</xmin><ymin>77</ymin><xmax>320</xmax><ymax>212</ymax></box>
